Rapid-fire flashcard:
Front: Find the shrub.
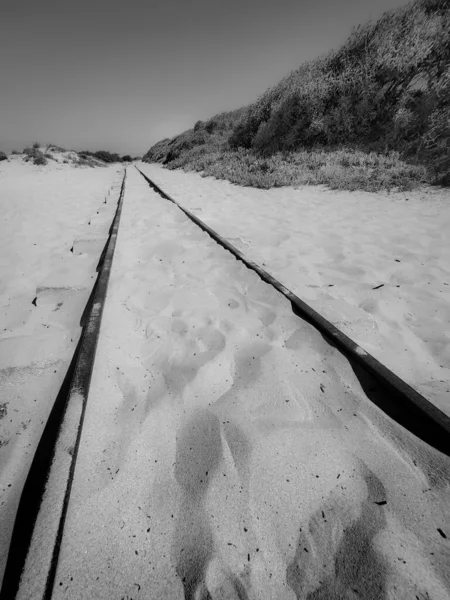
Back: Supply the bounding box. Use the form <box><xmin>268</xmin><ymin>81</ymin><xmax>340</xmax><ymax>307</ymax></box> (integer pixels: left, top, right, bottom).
<box><xmin>24</xmin><ymin>146</ymin><xmax>50</xmax><ymax>160</ymax></box>
<box><xmin>160</xmin><ymin>130</ymin><xmax>210</xmax><ymax>164</ymax></box>
<box><xmin>23</xmin><ymin>146</ymin><xmax>48</xmax><ymax>165</ymax></box>
<box><xmin>75</xmin><ymin>153</ymin><xmax>106</xmax><ymax>167</ymax></box>
<box><xmin>77</xmin><ymin>149</ymin><xmax>123</xmax><ymax>163</ymax></box>
<box><xmin>143</xmin><ymin>108</ymin><xmax>247</xmax><ymax>164</ymax></box>
<box><xmin>11</xmin><ymin>150</ymin><xmax>20</xmax><ymax>155</ymax></box>
<box><xmin>204</xmin><ymin>120</ymin><xmax>217</xmax><ymax>134</ymax></box>
<box><xmin>32</xmin><ymin>142</ymin><xmax>40</xmax><ymax>149</ymax></box>
<box><xmin>143</xmin><ymin>138</ymin><xmax>171</xmax><ymax>162</ymax></box>
<box><xmin>121</xmin><ymin>155</ymin><xmax>132</xmax><ymax>162</ymax></box>
<box><xmin>75</xmin><ymin>157</ymin><xmax>93</xmax><ymax>167</ymax></box>
<box><xmin>92</xmin><ymin>150</ymin><xmax>121</xmax><ymax>163</ymax></box>
<box><xmin>0</xmin><ymin>152</ymin><xmax>7</xmax><ymax>162</ymax></box>
<box><xmin>229</xmin><ymin>115</ymin><xmax>262</xmax><ymax>149</ymax></box>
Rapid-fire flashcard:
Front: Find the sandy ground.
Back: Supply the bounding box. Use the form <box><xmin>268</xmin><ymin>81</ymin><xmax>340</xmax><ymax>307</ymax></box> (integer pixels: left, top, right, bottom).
<box><xmin>139</xmin><ymin>164</ymin><xmax>450</xmax><ymax>416</ymax></box>
<box><xmin>0</xmin><ymin>156</ymin><xmax>124</xmax><ymax>584</ymax></box>
<box><xmin>51</xmin><ymin>168</ymin><xmax>450</xmax><ymax>600</ymax></box>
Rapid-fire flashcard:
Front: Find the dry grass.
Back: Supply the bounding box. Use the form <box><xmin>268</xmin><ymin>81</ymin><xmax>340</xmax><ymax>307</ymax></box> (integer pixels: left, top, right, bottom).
<box><xmin>165</xmin><ymin>147</ymin><xmax>429</xmax><ymax>191</ymax></box>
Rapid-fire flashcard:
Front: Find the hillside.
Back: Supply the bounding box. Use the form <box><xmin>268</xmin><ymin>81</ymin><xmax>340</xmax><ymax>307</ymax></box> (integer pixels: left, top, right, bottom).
<box><xmin>143</xmin><ymin>0</ymin><xmax>450</xmax><ymax>191</ymax></box>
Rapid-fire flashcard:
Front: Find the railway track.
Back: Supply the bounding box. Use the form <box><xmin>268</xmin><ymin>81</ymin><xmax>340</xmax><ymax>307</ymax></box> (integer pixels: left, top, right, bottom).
<box><xmin>1</xmin><ymin>165</ymin><xmax>449</xmax><ymax>599</ymax></box>
<box><xmin>0</xmin><ymin>172</ymin><xmax>127</xmax><ymax>600</ymax></box>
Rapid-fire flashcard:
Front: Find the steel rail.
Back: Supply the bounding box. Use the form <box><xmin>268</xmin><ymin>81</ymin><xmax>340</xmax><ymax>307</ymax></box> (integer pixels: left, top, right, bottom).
<box><xmin>0</xmin><ymin>170</ymin><xmax>127</xmax><ymax>600</ymax></box>
<box><xmin>136</xmin><ymin>166</ymin><xmax>450</xmax><ymax>457</ymax></box>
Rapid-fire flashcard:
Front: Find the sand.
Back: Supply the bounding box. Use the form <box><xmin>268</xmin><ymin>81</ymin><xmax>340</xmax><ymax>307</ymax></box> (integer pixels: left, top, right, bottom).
<box><xmin>138</xmin><ymin>164</ymin><xmax>450</xmax><ymax>416</ymax></box>
<box><xmin>49</xmin><ymin>167</ymin><xmax>450</xmax><ymax>600</ymax></box>
<box><xmin>0</xmin><ymin>156</ymin><xmax>124</xmax><ymax>584</ymax></box>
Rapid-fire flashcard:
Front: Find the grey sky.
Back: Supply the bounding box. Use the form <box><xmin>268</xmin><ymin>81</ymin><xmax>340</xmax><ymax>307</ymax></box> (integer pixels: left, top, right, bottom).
<box><xmin>1</xmin><ymin>0</ymin><xmax>409</xmax><ymax>155</ymax></box>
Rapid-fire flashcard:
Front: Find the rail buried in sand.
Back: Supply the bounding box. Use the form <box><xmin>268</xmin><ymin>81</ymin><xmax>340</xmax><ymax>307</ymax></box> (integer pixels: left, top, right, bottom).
<box><xmin>136</xmin><ymin>166</ymin><xmax>450</xmax><ymax>457</ymax></box>
<box><xmin>0</xmin><ymin>170</ymin><xmax>127</xmax><ymax>600</ymax></box>
<box><xmin>2</xmin><ymin>166</ymin><xmax>448</xmax><ymax>599</ymax></box>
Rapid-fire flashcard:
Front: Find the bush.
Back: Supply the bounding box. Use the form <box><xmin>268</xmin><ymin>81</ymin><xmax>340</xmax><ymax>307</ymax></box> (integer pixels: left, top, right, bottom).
<box><xmin>143</xmin><ymin>138</ymin><xmax>171</xmax><ymax>162</ymax></box>
<box><xmin>23</xmin><ymin>146</ymin><xmax>48</xmax><ymax>165</ymax></box>
<box><xmin>74</xmin><ymin>153</ymin><xmax>105</xmax><ymax>167</ymax></box>
<box><xmin>229</xmin><ymin>115</ymin><xmax>261</xmax><ymax>149</ymax></box>
<box><xmin>11</xmin><ymin>150</ymin><xmax>20</xmax><ymax>155</ymax></box>
<box><xmin>32</xmin><ymin>142</ymin><xmax>40</xmax><ymax>149</ymax></box>
<box><xmin>77</xmin><ymin>149</ymin><xmax>122</xmax><ymax>163</ymax></box>
<box><xmin>75</xmin><ymin>157</ymin><xmax>93</xmax><ymax>167</ymax></box>
<box><xmin>0</xmin><ymin>151</ymin><xmax>7</xmax><ymax>162</ymax></box>
<box><xmin>143</xmin><ymin>108</ymin><xmax>247</xmax><ymax>164</ymax></box>
<box><xmin>161</xmin><ymin>130</ymin><xmax>210</xmax><ymax>164</ymax></box>
<box><xmin>23</xmin><ymin>146</ymin><xmax>36</xmax><ymax>156</ymax></box>
<box><xmin>204</xmin><ymin>120</ymin><xmax>217</xmax><ymax>134</ymax></box>
<box><xmin>92</xmin><ymin>150</ymin><xmax>121</xmax><ymax>163</ymax></box>
<box><xmin>121</xmin><ymin>155</ymin><xmax>132</xmax><ymax>162</ymax></box>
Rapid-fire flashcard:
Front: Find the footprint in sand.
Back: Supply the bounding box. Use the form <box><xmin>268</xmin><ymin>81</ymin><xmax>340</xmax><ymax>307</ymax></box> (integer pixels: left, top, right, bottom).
<box><xmin>173</xmin><ymin>409</ymin><xmax>251</xmax><ymax>600</ymax></box>
<box><xmin>286</xmin><ymin>468</ymin><xmax>388</xmax><ymax>599</ymax></box>
<box><xmin>148</xmin><ymin>320</ymin><xmax>226</xmax><ymax>396</ymax></box>
<box><xmin>173</xmin><ymin>410</ymin><xmax>221</xmax><ymax>597</ymax></box>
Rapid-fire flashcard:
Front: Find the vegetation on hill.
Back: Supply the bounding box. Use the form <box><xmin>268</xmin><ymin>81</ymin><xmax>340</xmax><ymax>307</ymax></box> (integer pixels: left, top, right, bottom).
<box><xmin>8</xmin><ymin>144</ymin><xmax>136</xmax><ymax>168</ymax></box>
<box><xmin>4</xmin><ymin>146</ymin><xmax>138</xmax><ymax>167</ymax></box>
<box><xmin>23</xmin><ymin>146</ymin><xmax>48</xmax><ymax>166</ymax></box>
<box><xmin>143</xmin><ymin>0</ymin><xmax>450</xmax><ymax>191</ymax></box>
<box><xmin>14</xmin><ymin>145</ymin><xmax>129</xmax><ymax>168</ymax></box>
<box><xmin>79</xmin><ymin>150</ymin><xmax>123</xmax><ymax>163</ymax></box>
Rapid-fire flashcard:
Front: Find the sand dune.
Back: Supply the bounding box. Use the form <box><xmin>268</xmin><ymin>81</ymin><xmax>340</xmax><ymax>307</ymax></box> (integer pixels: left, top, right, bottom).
<box><xmin>50</xmin><ymin>168</ymin><xmax>450</xmax><ymax>600</ymax></box>
<box><xmin>138</xmin><ymin>164</ymin><xmax>450</xmax><ymax>416</ymax></box>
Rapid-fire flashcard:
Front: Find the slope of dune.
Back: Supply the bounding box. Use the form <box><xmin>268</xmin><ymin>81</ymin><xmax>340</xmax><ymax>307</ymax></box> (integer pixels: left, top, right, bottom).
<box><xmin>144</xmin><ymin>0</ymin><xmax>450</xmax><ymax>189</ymax></box>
